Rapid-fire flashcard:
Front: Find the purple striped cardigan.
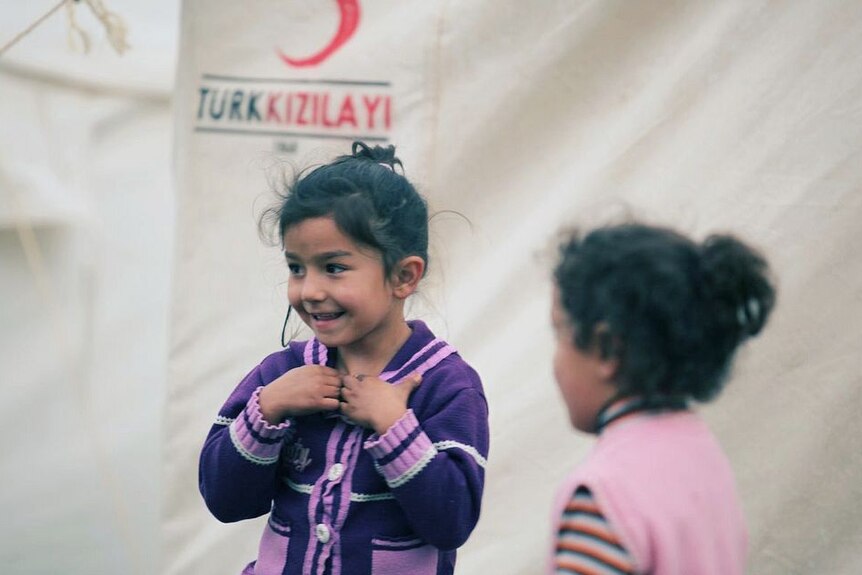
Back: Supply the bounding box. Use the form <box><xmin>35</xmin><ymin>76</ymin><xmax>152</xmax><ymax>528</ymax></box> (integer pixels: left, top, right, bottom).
<box><xmin>199</xmin><ymin>320</ymin><xmax>489</xmax><ymax>575</ymax></box>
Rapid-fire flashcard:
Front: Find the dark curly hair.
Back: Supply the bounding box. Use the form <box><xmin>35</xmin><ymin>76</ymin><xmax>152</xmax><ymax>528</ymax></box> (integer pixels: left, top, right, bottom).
<box><xmin>260</xmin><ymin>141</ymin><xmax>429</xmax><ymax>277</ymax></box>
<box><xmin>554</xmin><ymin>223</ymin><xmax>776</xmax><ymax>403</ymax></box>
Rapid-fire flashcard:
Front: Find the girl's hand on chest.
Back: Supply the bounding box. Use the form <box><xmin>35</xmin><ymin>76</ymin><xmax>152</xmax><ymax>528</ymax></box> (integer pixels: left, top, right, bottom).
<box><xmin>340</xmin><ymin>373</ymin><xmax>422</xmax><ymax>435</ymax></box>
<box><xmin>259</xmin><ymin>365</ymin><xmax>342</xmax><ymax>424</ymax></box>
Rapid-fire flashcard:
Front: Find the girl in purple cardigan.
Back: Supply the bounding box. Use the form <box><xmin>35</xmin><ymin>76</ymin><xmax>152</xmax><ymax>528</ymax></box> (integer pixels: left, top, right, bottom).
<box><xmin>199</xmin><ymin>142</ymin><xmax>489</xmax><ymax>575</ymax></box>
<box><xmin>548</xmin><ymin>223</ymin><xmax>776</xmax><ymax>575</ymax></box>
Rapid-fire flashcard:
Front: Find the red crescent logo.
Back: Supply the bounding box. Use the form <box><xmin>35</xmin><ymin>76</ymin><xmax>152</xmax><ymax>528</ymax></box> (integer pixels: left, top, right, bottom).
<box><xmin>277</xmin><ymin>0</ymin><xmax>360</xmax><ymax>68</ymax></box>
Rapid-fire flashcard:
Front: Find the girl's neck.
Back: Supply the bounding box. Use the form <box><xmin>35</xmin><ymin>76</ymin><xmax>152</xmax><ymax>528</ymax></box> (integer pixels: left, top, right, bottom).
<box><xmin>594</xmin><ymin>394</ymin><xmax>690</xmax><ymax>434</ymax></box>
<box><xmin>337</xmin><ymin>320</ymin><xmax>412</xmax><ymax>377</ymax></box>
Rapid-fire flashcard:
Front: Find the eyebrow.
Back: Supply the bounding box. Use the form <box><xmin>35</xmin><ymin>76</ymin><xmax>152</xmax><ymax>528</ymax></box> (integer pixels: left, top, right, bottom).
<box><xmin>284</xmin><ymin>250</ymin><xmax>353</xmax><ymax>261</ymax></box>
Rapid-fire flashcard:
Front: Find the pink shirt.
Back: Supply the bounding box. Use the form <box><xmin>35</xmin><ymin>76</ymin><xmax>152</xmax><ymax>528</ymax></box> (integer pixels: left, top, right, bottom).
<box><xmin>550</xmin><ymin>411</ymin><xmax>747</xmax><ymax>574</ymax></box>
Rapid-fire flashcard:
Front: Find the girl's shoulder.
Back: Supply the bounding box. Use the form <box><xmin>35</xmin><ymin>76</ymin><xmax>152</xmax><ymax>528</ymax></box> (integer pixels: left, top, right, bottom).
<box><xmin>413</xmin><ymin>352</ymin><xmax>486</xmax><ymax>417</ymax></box>
<box><xmin>410</xmin><ymin>353</ymin><xmax>488</xmax><ymax>427</ymax></box>
<box><xmin>430</xmin><ymin>352</ymin><xmax>482</xmax><ymax>390</ymax></box>
<box><xmin>402</xmin><ymin>321</ymin><xmax>484</xmax><ymax>395</ymax></box>
<box><xmin>257</xmin><ymin>340</ymin><xmax>310</xmax><ymax>383</ymax></box>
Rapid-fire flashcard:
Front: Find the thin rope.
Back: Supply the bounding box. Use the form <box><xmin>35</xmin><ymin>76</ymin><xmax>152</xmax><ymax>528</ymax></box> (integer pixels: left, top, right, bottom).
<box><xmin>0</xmin><ymin>0</ymin><xmax>68</xmax><ymax>58</ymax></box>
<box><xmin>66</xmin><ymin>0</ymin><xmax>91</xmax><ymax>53</ymax></box>
<box><xmin>0</xmin><ymin>0</ymin><xmax>128</xmax><ymax>59</ymax></box>
<box><xmin>81</xmin><ymin>0</ymin><xmax>129</xmax><ymax>54</ymax></box>
<box><xmin>9</xmin><ymin>204</ymin><xmax>61</xmax><ymax>342</ymax></box>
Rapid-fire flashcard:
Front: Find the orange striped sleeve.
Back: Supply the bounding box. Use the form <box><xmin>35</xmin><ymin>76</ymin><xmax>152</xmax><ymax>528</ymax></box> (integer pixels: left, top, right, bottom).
<box><xmin>554</xmin><ymin>487</ymin><xmax>635</xmax><ymax>575</ymax></box>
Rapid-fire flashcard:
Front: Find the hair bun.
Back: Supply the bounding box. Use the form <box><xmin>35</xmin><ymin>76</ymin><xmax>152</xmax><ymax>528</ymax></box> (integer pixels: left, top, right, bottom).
<box><xmin>699</xmin><ymin>234</ymin><xmax>776</xmax><ymax>339</ymax></box>
<box><xmin>351</xmin><ymin>141</ymin><xmax>402</xmax><ymax>171</ymax></box>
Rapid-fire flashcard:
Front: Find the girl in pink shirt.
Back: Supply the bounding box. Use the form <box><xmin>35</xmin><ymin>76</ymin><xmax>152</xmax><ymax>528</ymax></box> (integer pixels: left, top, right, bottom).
<box><xmin>548</xmin><ymin>223</ymin><xmax>776</xmax><ymax>575</ymax></box>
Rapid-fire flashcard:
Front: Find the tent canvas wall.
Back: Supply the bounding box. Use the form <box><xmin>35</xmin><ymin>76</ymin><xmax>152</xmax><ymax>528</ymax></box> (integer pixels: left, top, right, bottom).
<box><xmin>2</xmin><ymin>1</ymin><xmax>861</xmax><ymax>574</ymax></box>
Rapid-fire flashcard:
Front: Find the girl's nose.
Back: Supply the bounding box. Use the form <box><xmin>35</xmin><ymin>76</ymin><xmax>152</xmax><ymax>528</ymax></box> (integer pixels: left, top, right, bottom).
<box><xmin>301</xmin><ymin>273</ymin><xmax>326</xmax><ymax>302</ymax></box>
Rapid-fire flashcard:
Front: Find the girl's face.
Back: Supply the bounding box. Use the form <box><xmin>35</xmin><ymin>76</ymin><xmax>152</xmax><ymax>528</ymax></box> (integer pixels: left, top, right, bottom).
<box><xmin>283</xmin><ymin>216</ymin><xmax>407</xmax><ymax>359</ymax></box>
<box><xmin>551</xmin><ymin>287</ymin><xmax>618</xmax><ymax>433</ymax></box>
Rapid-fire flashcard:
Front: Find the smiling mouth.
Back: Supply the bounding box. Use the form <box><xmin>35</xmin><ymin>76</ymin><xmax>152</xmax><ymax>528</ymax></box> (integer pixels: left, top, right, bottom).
<box><xmin>311</xmin><ymin>312</ymin><xmax>344</xmax><ymax>321</ymax></box>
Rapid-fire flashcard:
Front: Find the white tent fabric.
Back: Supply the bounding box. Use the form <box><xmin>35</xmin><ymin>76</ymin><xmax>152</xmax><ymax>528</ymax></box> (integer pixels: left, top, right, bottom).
<box><xmin>0</xmin><ymin>1</ymin><xmax>177</xmax><ymax>573</ymax></box>
<box><xmin>167</xmin><ymin>2</ymin><xmax>862</xmax><ymax>574</ymax></box>
<box><xmin>3</xmin><ymin>1</ymin><xmax>862</xmax><ymax>574</ymax></box>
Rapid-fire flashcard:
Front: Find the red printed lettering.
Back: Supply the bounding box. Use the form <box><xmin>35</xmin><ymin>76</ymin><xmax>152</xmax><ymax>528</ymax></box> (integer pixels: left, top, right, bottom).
<box><xmin>296</xmin><ymin>93</ymin><xmax>310</xmax><ymax>126</ymax></box>
<box><xmin>267</xmin><ymin>93</ymin><xmax>282</xmax><ymax>122</ymax></box>
<box><xmin>363</xmin><ymin>95</ymin><xmax>381</xmax><ymax>130</ymax></box>
<box><xmin>337</xmin><ymin>95</ymin><xmax>358</xmax><ymax>128</ymax></box>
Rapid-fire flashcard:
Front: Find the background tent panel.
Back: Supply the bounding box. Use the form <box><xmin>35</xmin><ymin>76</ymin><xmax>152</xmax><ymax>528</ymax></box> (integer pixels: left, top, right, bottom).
<box><xmin>2</xmin><ymin>1</ymin><xmax>861</xmax><ymax>574</ymax></box>
<box><xmin>167</xmin><ymin>2</ymin><xmax>862</xmax><ymax>574</ymax></box>
<box><xmin>0</xmin><ymin>2</ymin><xmax>177</xmax><ymax>573</ymax></box>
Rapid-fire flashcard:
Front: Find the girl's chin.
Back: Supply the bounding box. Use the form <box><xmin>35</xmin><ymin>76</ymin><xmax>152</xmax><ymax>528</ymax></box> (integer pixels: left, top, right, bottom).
<box><xmin>310</xmin><ymin>326</ymin><xmax>349</xmax><ymax>347</ymax></box>
<box><xmin>311</xmin><ymin>318</ymin><xmax>345</xmax><ymax>337</ymax></box>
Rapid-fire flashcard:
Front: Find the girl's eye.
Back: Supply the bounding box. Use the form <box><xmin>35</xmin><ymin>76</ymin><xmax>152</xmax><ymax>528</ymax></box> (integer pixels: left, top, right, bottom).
<box><xmin>326</xmin><ymin>263</ymin><xmax>347</xmax><ymax>274</ymax></box>
<box><xmin>287</xmin><ymin>263</ymin><xmax>303</xmax><ymax>276</ymax></box>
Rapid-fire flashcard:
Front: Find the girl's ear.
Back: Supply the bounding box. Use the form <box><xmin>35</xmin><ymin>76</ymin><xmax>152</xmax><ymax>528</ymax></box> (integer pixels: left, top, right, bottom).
<box><xmin>591</xmin><ymin>323</ymin><xmax>621</xmax><ymax>380</ymax></box>
<box><xmin>391</xmin><ymin>256</ymin><xmax>425</xmax><ymax>299</ymax></box>
<box><xmin>596</xmin><ymin>354</ymin><xmax>619</xmax><ymax>382</ymax></box>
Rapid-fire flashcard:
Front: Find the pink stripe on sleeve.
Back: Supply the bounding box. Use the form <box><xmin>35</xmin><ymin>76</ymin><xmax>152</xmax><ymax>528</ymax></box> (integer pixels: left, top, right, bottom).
<box><xmin>364</xmin><ymin>410</ymin><xmax>437</xmax><ymax>487</ymax></box>
<box><xmin>229</xmin><ymin>386</ymin><xmax>293</xmax><ymax>464</ymax></box>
